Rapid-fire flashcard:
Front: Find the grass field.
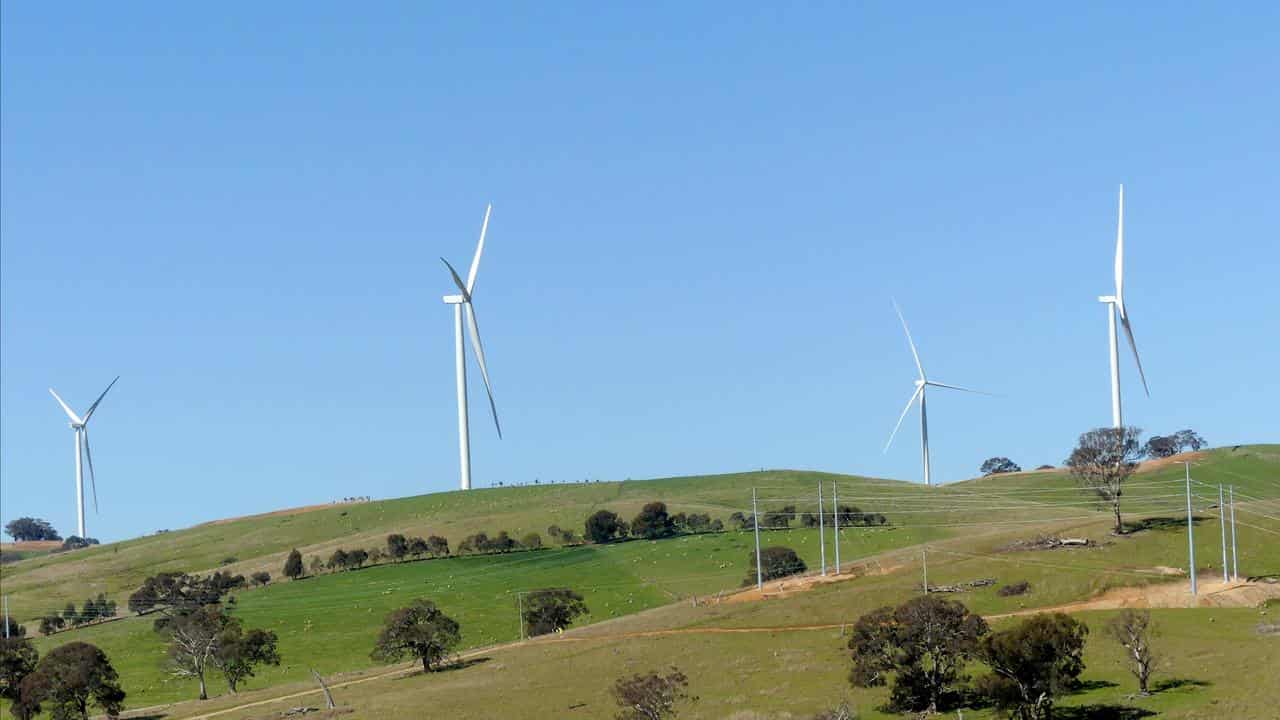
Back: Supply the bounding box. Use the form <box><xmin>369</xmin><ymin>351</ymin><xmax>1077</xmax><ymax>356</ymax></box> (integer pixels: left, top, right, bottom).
<box><xmin>2</xmin><ymin>445</ymin><xmax>1277</xmax><ymax>718</ymax></box>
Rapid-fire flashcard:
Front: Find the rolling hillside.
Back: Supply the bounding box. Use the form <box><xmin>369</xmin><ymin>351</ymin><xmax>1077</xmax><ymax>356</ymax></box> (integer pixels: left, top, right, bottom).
<box><xmin>2</xmin><ymin>445</ymin><xmax>1277</xmax><ymax>717</ymax></box>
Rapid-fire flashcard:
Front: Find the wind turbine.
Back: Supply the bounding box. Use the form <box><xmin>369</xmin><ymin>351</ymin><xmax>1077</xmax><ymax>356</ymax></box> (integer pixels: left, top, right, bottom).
<box><xmin>1098</xmin><ymin>185</ymin><xmax>1149</xmax><ymax>428</ymax></box>
<box><xmin>440</xmin><ymin>205</ymin><xmax>501</xmax><ymax>491</ymax></box>
<box><xmin>883</xmin><ymin>301</ymin><xmax>987</xmax><ymax>486</ymax></box>
<box><xmin>49</xmin><ymin>377</ymin><xmax>119</xmax><ymax>538</ymax></box>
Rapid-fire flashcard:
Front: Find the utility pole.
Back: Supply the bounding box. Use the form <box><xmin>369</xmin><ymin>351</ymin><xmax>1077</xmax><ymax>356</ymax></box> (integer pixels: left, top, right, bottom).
<box><xmin>1219</xmin><ymin>485</ymin><xmax>1228</xmax><ymax>583</ymax></box>
<box><xmin>1183</xmin><ymin>461</ymin><xmax>1196</xmax><ymax>596</ymax></box>
<box><xmin>922</xmin><ymin>548</ymin><xmax>928</xmax><ymax>594</ymax></box>
<box><xmin>753</xmin><ymin>488</ymin><xmax>763</xmax><ymax>590</ymax></box>
<box><xmin>818</xmin><ymin>482</ymin><xmax>827</xmax><ymax>576</ymax></box>
<box><xmin>1229</xmin><ymin>485</ymin><xmax>1239</xmax><ymax>581</ymax></box>
<box><xmin>832</xmin><ymin>482</ymin><xmax>841</xmax><ymax>575</ymax></box>
<box><xmin>517</xmin><ymin>592</ymin><xmax>525</xmax><ymax>641</ymax></box>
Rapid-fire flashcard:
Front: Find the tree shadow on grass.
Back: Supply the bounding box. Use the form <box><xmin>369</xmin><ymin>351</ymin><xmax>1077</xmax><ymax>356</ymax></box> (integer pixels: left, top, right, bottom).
<box><xmin>395</xmin><ymin>656</ymin><xmax>491</xmax><ymax>680</ymax></box>
<box><xmin>1122</xmin><ymin>516</ymin><xmax>1205</xmax><ymax>534</ymax></box>
<box><xmin>1057</xmin><ymin>704</ymin><xmax>1156</xmax><ymax>720</ymax></box>
<box><xmin>1070</xmin><ymin>679</ymin><xmax>1120</xmax><ymax>694</ymax></box>
<box><xmin>1152</xmin><ymin>677</ymin><xmax>1211</xmax><ymax>693</ymax></box>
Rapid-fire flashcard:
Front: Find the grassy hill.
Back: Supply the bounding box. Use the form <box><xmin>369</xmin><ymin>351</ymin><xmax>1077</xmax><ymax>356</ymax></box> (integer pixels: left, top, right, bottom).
<box><xmin>2</xmin><ymin>445</ymin><xmax>1277</xmax><ymax>717</ymax></box>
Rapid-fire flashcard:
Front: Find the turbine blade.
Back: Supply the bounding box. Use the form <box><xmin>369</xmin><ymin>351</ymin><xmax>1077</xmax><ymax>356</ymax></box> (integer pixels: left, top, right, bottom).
<box><xmin>1119</xmin><ymin>313</ymin><xmax>1150</xmax><ymax>397</ymax></box>
<box><xmin>1114</xmin><ymin>184</ymin><xmax>1125</xmax><ymax>306</ymax></box>
<box><xmin>465</xmin><ymin>204</ymin><xmax>491</xmax><ymax>295</ymax></box>
<box><xmin>464</xmin><ymin>302</ymin><xmax>502</xmax><ymax>438</ymax></box>
<box><xmin>49</xmin><ymin>388</ymin><xmax>83</xmax><ymax>425</ymax></box>
<box><xmin>82</xmin><ymin>376</ymin><xmax>120</xmax><ymax>423</ymax></box>
<box><xmin>440</xmin><ymin>258</ymin><xmax>470</xmax><ymax>299</ymax></box>
<box><xmin>83</xmin><ymin>427</ymin><xmax>99</xmax><ymax>514</ymax></box>
<box><xmin>884</xmin><ymin>385</ymin><xmax>923</xmax><ymax>453</ymax></box>
<box><xmin>925</xmin><ymin>380</ymin><xmax>994</xmax><ymax>396</ymax></box>
<box><xmin>892</xmin><ymin>299</ymin><xmax>925</xmax><ymax>380</ymax></box>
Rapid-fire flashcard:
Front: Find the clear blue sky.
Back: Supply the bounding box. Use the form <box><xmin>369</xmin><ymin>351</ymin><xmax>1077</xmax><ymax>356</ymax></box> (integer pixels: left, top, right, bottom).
<box><xmin>3</xmin><ymin>4</ymin><xmax>1277</xmax><ymax>542</ymax></box>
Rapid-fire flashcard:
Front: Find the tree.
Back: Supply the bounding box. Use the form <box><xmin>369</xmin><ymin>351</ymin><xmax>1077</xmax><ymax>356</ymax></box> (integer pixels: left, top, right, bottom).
<box><xmin>129</xmin><ymin>572</ymin><xmax>231</xmax><ymax>626</ymax></box>
<box><xmin>1174</xmin><ymin>429</ymin><xmax>1206</xmax><ymax>452</ymax></box>
<box><xmin>309</xmin><ymin>556</ymin><xmax>325</xmax><ymax>575</ymax></box>
<box><xmin>0</xmin><ymin>637</ymin><xmax>39</xmax><ymax>703</ymax></box>
<box><xmin>586</xmin><ymin>510</ymin><xmax>626</xmax><ymax>544</ymax></box>
<box><xmin>746</xmin><ymin>546</ymin><xmax>807</xmax><ymax>585</ymax></box>
<box><xmin>728</xmin><ymin>512</ymin><xmax>755</xmax><ymax>531</ymax></box>
<box><xmin>1143</xmin><ymin>435</ymin><xmax>1179</xmax><ymax>459</ymax></box>
<box><xmin>39</xmin><ymin>615</ymin><xmax>66</xmax><ymax>635</ymax></box>
<box><xmin>762</xmin><ymin>505</ymin><xmax>795</xmax><ymax>529</ymax></box>
<box><xmin>386</xmin><ymin>534</ymin><xmax>408</xmax><ymax>562</ymax></box>
<box><xmin>165</xmin><ymin>605</ymin><xmax>227</xmax><ymax>700</ymax></box>
<box><xmin>3</xmin><ymin>518</ymin><xmax>60</xmax><ymax>542</ymax></box>
<box><xmin>799</xmin><ymin>512</ymin><xmax>819</xmax><ymax>528</ymax></box>
<box><xmin>58</xmin><ymin>536</ymin><xmax>97</xmax><ymax>551</ymax></box>
<box><xmin>2</xmin><ymin>616</ymin><xmax>25</xmax><ymax>638</ymax></box>
<box><xmin>250</xmin><ymin>571</ymin><xmax>271</xmax><ymax>587</ymax></box>
<box><xmin>521</xmin><ymin>532</ymin><xmax>543</xmax><ymax>549</ymax></box>
<box><xmin>981</xmin><ymin>457</ymin><xmax>1022</xmax><ymax>475</ymax></box>
<box><xmin>283</xmin><ymin>549</ymin><xmax>304</xmax><ymax>580</ymax></box>
<box><xmin>212</xmin><ymin>624</ymin><xmax>279</xmax><ymax>693</ymax></box>
<box><xmin>1065</xmin><ymin>426</ymin><xmax>1145</xmax><ymax>534</ymax></box>
<box><xmin>16</xmin><ymin>641</ymin><xmax>125</xmax><ymax>720</ymax></box>
<box><xmin>976</xmin><ymin>612</ymin><xmax>1088</xmax><ymax>720</ymax></box>
<box><xmin>327</xmin><ymin>549</ymin><xmax>349</xmax><ymax>571</ymax></box>
<box><xmin>523</xmin><ymin>588</ymin><xmax>588</xmax><ymax>636</ymax></box>
<box><xmin>1107</xmin><ymin>609</ymin><xmax>1157</xmax><ymax>695</ymax></box>
<box><xmin>407</xmin><ymin>536</ymin><xmax>429</xmax><ymax>557</ymax></box>
<box><xmin>370</xmin><ymin>599</ymin><xmax>460</xmax><ymax>672</ymax></box>
<box><xmin>848</xmin><ymin>595</ymin><xmax>989</xmax><ymax>714</ymax></box>
<box><xmin>632</xmin><ymin>502</ymin><xmax>676</xmax><ymax>539</ymax></box>
<box><xmin>62</xmin><ymin>603</ymin><xmax>78</xmax><ymax>625</ymax></box>
<box><xmin>427</xmin><ymin>535</ymin><xmax>450</xmax><ymax>557</ymax></box>
<box><xmin>612</xmin><ymin>667</ymin><xmax>693</xmax><ymax>720</ymax></box>
<box><xmin>346</xmin><ymin>549</ymin><xmax>369</xmax><ymax>569</ymax></box>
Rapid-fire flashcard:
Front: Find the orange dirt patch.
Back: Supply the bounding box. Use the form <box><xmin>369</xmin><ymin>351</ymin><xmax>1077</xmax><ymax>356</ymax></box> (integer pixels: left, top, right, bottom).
<box><xmin>1138</xmin><ymin>450</ymin><xmax>1209</xmax><ymax>472</ymax></box>
<box><xmin>990</xmin><ymin>578</ymin><xmax>1280</xmax><ymax>618</ymax></box>
<box><xmin>198</xmin><ymin>503</ymin><xmax>336</xmax><ymax>527</ymax></box>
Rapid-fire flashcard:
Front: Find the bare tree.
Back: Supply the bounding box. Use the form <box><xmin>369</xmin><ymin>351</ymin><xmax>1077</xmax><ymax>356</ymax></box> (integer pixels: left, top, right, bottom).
<box><xmin>1066</xmin><ymin>426</ymin><xmax>1145</xmax><ymax>534</ymax></box>
<box><xmin>1107</xmin><ymin>609</ymin><xmax>1158</xmax><ymax>695</ymax></box>
<box><xmin>612</xmin><ymin>667</ymin><xmax>694</xmax><ymax>720</ymax></box>
<box><xmin>165</xmin><ymin>606</ymin><xmax>226</xmax><ymax>700</ymax></box>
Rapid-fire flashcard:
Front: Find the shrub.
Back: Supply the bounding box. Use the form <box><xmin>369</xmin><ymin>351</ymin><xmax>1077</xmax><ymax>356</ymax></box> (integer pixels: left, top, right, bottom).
<box><xmin>997</xmin><ymin>581</ymin><xmax>1031</xmax><ymax>597</ymax></box>
<box><xmin>745</xmin><ymin>546</ymin><xmax>806</xmax><ymax>585</ymax></box>
<box><xmin>283</xmin><ymin>549</ymin><xmax>304</xmax><ymax>579</ymax></box>
<box><xmin>585</xmin><ymin>510</ymin><xmax>626</xmax><ymax>544</ymax></box>
<box><xmin>521</xmin><ymin>533</ymin><xmax>543</xmax><ymax>550</ymax></box>
<box><xmin>612</xmin><ymin>667</ymin><xmax>693</xmax><ymax>720</ymax></box>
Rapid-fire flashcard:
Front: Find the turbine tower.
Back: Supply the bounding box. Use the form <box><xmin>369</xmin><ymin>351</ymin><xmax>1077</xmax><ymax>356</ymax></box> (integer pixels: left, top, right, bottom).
<box><xmin>49</xmin><ymin>377</ymin><xmax>119</xmax><ymax>538</ymax></box>
<box><xmin>441</xmin><ymin>205</ymin><xmax>501</xmax><ymax>490</ymax></box>
<box><xmin>883</xmin><ymin>301</ymin><xmax>987</xmax><ymax>486</ymax></box>
<box><xmin>1098</xmin><ymin>185</ymin><xmax>1149</xmax><ymax>428</ymax></box>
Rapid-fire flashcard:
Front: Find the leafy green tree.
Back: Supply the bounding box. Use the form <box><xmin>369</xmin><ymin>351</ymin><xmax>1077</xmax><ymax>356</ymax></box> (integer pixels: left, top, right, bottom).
<box><xmin>585</xmin><ymin>510</ymin><xmax>626</xmax><ymax>543</ymax></box>
<box><xmin>370</xmin><ymin>599</ymin><xmax>460</xmax><ymax>672</ymax></box>
<box><xmin>632</xmin><ymin>502</ymin><xmax>676</xmax><ymax>539</ymax></box>
<box><xmin>3</xmin><ymin>518</ymin><xmax>60</xmax><ymax>542</ymax></box>
<box><xmin>745</xmin><ymin>546</ymin><xmax>807</xmax><ymax>585</ymax></box>
<box><xmin>16</xmin><ymin>641</ymin><xmax>125</xmax><ymax>720</ymax></box>
<box><xmin>212</xmin><ymin>624</ymin><xmax>280</xmax><ymax>693</ymax></box>
<box><xmin>386</xmin><ymin>534</ymin><xmax>409</xmax><ymax>562</ymax></box>
<box><xmin>981</xmin><ymin>457</ymin><xmax>1022</xmax><ymax>475</ymax></box>
<box><xmin>39</xmin><ymin>615</ymin><xmax>66</xmax><ymax>635</ymax></box>
<box><xmin>975</xmin><ymin>613</ymin><xmax>1088</xmax><ymax>720</ymax></box>
<box><xmin>0</xmin><ymin>637</ymin><xmax>39</xmax><ymax>703</ymax></box>
<box><xmin>848</xmin><ymin>595</ymin><xmax>989</xmax><ymax>714</ymax></box>
<box><xmin>327</xmin><ymin>549</ymin><xmax>349</xmax><ymax>570</ymax></box>
<box><xmin>283</xmin><ymin>548</ymin><xmax>304</xmax><ymax>579</ymax></box>
<box><xmin>521</xmin><ymin>532</ymin><xmax>543</xmax><ymax>549</ymax></box>
<box><xmin>2</xmin><ymin>616</ymin><xmax>25</xmax><ymax>637</ymax></box>
<box><xmin>523</xmin><ymin>589</ymin><xmax>588</xmax><ymax>636</ymax></box>
<box><xmin>427</xmin><ymin>535</ymin><xmax>450</xmax><ymax>556</ymax></box>
<box><xmin>250</xmin><ymin>571</ymin><xmax>271</xmax><ymax>587</ymax></box>
<box><xmin>407</xmin><ymin>536</ymin><xmax>429</xmax><ymax>557</ymax></box>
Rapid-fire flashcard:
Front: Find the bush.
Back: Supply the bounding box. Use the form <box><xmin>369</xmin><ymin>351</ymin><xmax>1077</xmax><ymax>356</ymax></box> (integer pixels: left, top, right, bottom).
<box><xmin>632</xmin><ymin>502</ymin><xmax>676</xmax><ymax>539</ymax></box>
<box><xmin>980</xmin><ymin>457</ymin><xmax>1022</xmax><ymax>475</ymax></box>
<box><xmin>250</xmin><ymin>571</ymin><xmax>271</xmax><ymax>587</ymax></box>
<box><xmin>745</xmin><ymin>546</ymin><xmax>807</xmax><ymax>585</ymax></box>
<box><xmin>521</xmin><ymin>532</ymin><xmax>543</xmax><ymax>549</ymax></box>
<box><xmin>523</xmin><ymin>589</ymin><xmax>588</xmax><ymax>637</ymax></box>
<box><xmin>997</xmin><ymin>581</ymin><xmax>1031</xmax><ymax>597</ymax></box>
<box><xmin>585</xmin><ymin>510</ymin><xmax>626</xmax><ymax>544</ymax></box>
<box><xmin>612</xmin><ymin>667</ymin><xmax>692</xmax><ymax>720</ymax></box>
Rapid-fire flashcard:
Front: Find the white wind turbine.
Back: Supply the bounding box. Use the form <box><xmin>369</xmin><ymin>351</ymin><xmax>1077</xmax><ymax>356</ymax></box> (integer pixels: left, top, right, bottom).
<box><xmin>440</xmin><ymin>205</ymin><xmax>501</xmax><ymax>491</ymax></box>
<box><xmin>49</xmin><ymin>377</ymin><xmax>119</xmax><ymax>538</ymax></box>
<box><xmin>883</xmin><ymin>301</ymin><xmax>988</xmax><ymax>486</ymax></box>
<box><xmin>1098</xmin><ymin>185</ymin><xmax>1149</xmax><ymax>428</ymax></box>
